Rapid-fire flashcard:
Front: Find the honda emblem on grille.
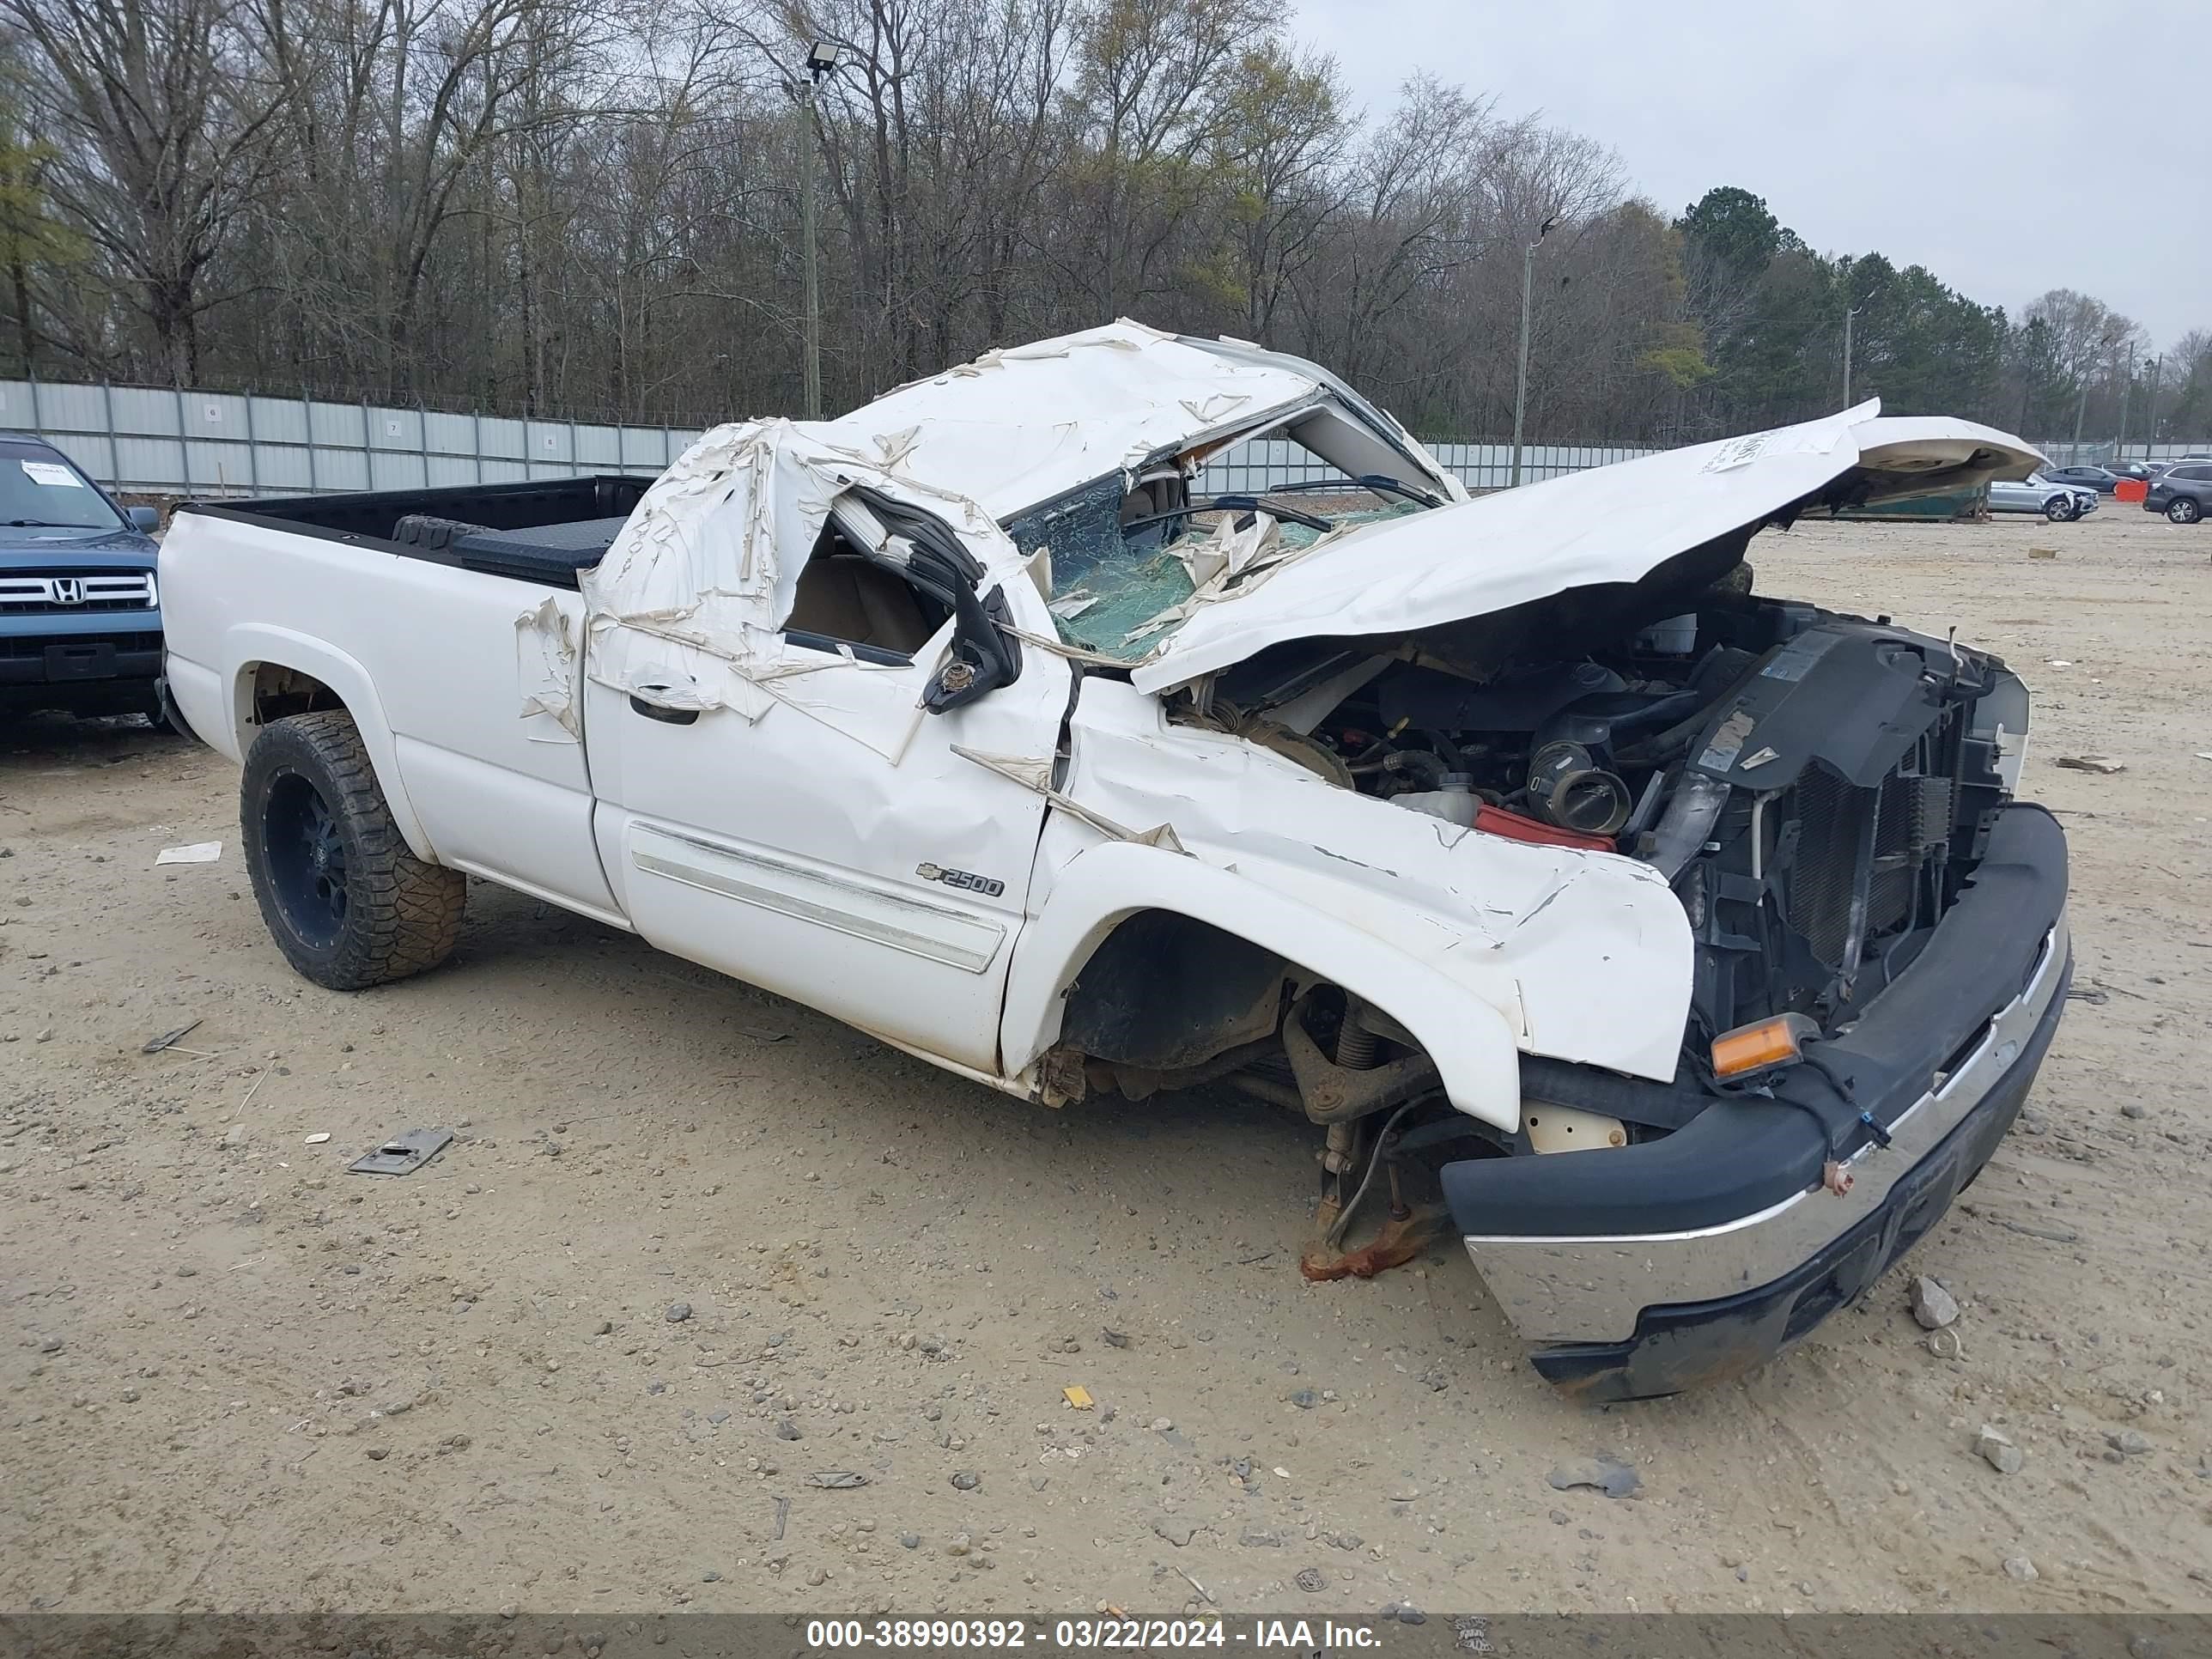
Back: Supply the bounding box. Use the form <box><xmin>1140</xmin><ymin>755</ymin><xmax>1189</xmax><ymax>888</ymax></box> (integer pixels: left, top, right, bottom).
<box><xmin>50</xmin><ymin>577</ymin><xmax>86</xmax><ymax>605</ymax></box>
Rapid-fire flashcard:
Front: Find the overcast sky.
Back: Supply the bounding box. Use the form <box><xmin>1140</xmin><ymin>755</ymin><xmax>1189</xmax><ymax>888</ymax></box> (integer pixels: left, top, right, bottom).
<box><xmin>1292</xmin><ymin>0</ymin><xmax>2208</xmax><ymax>351</ymax></box>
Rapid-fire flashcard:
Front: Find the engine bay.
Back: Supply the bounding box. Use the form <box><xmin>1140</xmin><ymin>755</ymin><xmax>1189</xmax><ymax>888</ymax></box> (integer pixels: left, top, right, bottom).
<box><xmin>1188</xmin><ymin>568</ymin><xmax>2023</xmax><ymax>1067</ymax></box>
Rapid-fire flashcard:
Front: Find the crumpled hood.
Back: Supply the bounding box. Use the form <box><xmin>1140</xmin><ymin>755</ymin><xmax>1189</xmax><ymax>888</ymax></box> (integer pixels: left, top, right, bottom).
<box><xmin>1128</xmin><ymin>402</ymin><xmax>2041</xmax><ymax>693</ymax></box>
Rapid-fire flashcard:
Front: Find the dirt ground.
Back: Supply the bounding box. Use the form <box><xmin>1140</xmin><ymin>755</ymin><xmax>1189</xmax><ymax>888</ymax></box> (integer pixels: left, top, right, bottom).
<box><xmin>4</xmin><ymin>501</ymin><xmax>2211</xmax><ymax>1620</ymax></box>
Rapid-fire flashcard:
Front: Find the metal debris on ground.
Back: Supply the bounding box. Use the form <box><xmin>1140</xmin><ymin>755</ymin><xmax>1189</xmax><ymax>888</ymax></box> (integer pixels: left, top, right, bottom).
<box><xmin>304</xmin><ymin>1132</ymin><xmax>331</xmax><ymax>1145</ymax></box>
<box><xmin>347</xmin><ymin>1127</ymin><xmax>455</xmax><ymax>1176</ymax></box>
<box><xmin>2055</xmin><ymin>756</ymin><xmax>2125</xmax><ymax>775</ymax></box>
<box><xmin>1547</xmin><ymin>1455</ymin><xmax>1641</xmax><ymax>1498</ymax></box>
<box><xmin>155</xmin><ymin>842</ymin><xmax>222</xmax><ymax>865</ymax></box>
<box><xmin>1062</xmin><ymin>1385</ymin><xmax>1095</xmax><ymax>1410</ymax></box>
<box><xmin>141</xmin><ymin>1019</ymin><xmax>204</xmax><ymax>1054</ymax></box>
<box><xmin>772</xmin><ymin>1497</ymin><xmax>790</xmax><ymax>1539</ymax></box>
<box><xmin>1174</xmin><ymin>1565</ymin><xmax>1214</xmax><ymax>1605</ymax></box>
<box><xmin>805</xmin><ymin>1471</ymin><xmax>868</xmax><ymax>1489</ymax></box>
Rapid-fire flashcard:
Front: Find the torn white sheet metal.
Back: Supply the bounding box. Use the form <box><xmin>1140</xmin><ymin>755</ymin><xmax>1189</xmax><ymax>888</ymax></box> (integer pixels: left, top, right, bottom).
<box><xmin>951</xmin><ymin>744</ymin><xmax>1188</xmax><ymax>853</ymax></box>
<box><xmin>562</xmin><ymin>419</ymin><xmax>1004</xmax><ymax>720</ymax></box>
<box><xmin>515</xmin><ymin>594</ymin><xmax>582</xmax><ymax>739</ymax></box>
<box><xmin>1128</xmin><ymin>402</ymin><xmax>2043</xmax><ymax>693</ymax></box>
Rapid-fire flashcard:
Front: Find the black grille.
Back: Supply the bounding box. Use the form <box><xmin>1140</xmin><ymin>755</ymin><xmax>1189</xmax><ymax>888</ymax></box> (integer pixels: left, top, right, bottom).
<box><xmin>1784</xmin><ymin>763</ymin><xmax>1955</xmax><ymax>989</ymax></box>
<box><xmin>1789</xmin><ymin>768</ymin><xmax>1862</xmax><ymax>969</ymax></box>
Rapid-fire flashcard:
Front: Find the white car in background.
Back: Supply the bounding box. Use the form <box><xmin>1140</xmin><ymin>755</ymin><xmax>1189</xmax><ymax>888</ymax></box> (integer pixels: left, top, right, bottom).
<box><xmin>1989</xmin><ymin>473</ymin><xmax>2096</xmax><ymax>521</ymax></box>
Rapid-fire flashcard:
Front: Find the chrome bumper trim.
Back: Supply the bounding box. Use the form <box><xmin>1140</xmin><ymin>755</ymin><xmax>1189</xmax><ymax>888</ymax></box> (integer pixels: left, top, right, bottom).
<box><xmin>1464</xmin><ymin>911</ymin><xmax>2069</xmax><ymax>1345</ymax></box>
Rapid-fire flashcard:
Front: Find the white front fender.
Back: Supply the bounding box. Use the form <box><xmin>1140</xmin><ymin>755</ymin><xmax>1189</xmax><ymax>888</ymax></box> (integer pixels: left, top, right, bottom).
<box><xmin>1000</xmin><ymin>839</ymin><xmax>1525</xmax><ymax>1130</ymax></box>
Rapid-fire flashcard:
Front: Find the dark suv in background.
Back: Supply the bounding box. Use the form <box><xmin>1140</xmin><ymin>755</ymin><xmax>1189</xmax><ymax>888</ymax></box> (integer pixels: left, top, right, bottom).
<box><xmin>2</xmin><ymin>432</ymin><xmax>168</xmax><ymax>722</ymax></box>
<box><xmin>2145</xmin><ymin>463</ymin><xmax>2211</xmax><ymax>525</ymax></box>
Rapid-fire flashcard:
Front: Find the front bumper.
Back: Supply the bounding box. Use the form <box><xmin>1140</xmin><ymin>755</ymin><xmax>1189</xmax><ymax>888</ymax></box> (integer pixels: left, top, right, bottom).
<box><xmin>1450</xmin><ymin>804</ymin><xmax>2070</xmax><ymax>1401</ymax></box>
<box><xmin>0</xmin><ymin>627</ymin><xmax>164</xmax><ymax>714</ymax></box>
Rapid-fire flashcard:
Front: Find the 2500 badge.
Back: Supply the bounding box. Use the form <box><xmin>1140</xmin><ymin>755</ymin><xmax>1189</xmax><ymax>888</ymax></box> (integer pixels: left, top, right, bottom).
<box><xmin>916</xmin><ymin>862</ymin><xmax>1005</xmax><ymax>898</ymax></box>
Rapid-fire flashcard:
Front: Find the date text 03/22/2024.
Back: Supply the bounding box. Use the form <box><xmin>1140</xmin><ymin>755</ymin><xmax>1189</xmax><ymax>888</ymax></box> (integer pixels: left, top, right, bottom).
<box><xmin>803</xmin><ymin>1618</ymin><xmax>1393</xmax><ymax>1650</ymax></box>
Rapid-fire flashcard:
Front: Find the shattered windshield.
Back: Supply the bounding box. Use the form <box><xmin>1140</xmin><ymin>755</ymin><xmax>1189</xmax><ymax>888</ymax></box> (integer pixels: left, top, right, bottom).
<box><xmin>1004</xmin><ymin>473</ymin><xmax>1424</xmax><ymax>663</ymax></box>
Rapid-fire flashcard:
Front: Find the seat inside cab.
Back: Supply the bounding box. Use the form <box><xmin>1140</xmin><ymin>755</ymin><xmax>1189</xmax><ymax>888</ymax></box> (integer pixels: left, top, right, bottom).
<box><xmin>782</xmin><ymin>523</ymin><xmax>947</xmax><ymax>659</ymax></box>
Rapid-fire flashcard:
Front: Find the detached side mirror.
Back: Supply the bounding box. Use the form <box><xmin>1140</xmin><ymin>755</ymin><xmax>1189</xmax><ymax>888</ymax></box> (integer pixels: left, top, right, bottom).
<box><xmin>127</xmin><ymin>506</ymin><xmax>161</xmax><ymax>532</ymax></box>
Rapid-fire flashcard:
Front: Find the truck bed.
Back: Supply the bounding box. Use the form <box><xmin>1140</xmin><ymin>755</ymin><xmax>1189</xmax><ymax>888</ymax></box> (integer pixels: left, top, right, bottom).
<box><xmin>183</xmin><ymin>476</ymin><xmax>654</xmax><ymax>589</ymax></box>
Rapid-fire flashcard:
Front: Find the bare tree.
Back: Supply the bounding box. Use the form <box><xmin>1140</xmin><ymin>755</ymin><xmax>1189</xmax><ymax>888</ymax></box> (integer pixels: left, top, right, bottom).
<box><xmin>1</xmin><ymin>0</ymin><xmax>2099</xmax><ymax>440</ymax></box>
<box><xmin>3</xmin><ymin>0</ymin><xmax>285</xmax><ymax>382</ymax></box>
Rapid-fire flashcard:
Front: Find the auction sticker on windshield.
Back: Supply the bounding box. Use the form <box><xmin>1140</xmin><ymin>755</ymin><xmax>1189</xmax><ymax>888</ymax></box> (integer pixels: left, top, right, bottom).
<box><xmin>20</xmin><ymin>460</ymin><xmax>86</xmax><ymax>487</ymax></box>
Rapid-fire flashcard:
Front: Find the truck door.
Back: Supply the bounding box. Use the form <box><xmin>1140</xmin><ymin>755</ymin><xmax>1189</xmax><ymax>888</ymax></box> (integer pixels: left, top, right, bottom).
<box><xmin>582</xmin><ymin>501</ymin><xmax>1068</xmax><ymax>1076</ymax></box>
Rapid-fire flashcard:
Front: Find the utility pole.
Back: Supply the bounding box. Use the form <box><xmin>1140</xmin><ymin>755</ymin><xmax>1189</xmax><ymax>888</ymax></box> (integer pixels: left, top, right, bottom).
<box><xmin>2113</xmin><ymin>343</ymin><xmax>2136</xmax><ymax>457</ymax></box>
<box><xmin>2140</xmin><ymin>357</ymin><xmax>2161</xmax><ymax>459</ymax></box>
<box><xmin>1509</xmin><ymin>216</ymin><xmax>1555</xmax><ymax>488</ymax></box>
<box><xmin>798</xmin><ymin>41</ymin><xmax>842</xmax><ymax>421</ymax></box>
<box><xmin>1842</xmin><ymin>307</ymin><xmax>1860</xmax><ymax>405</ymax></box>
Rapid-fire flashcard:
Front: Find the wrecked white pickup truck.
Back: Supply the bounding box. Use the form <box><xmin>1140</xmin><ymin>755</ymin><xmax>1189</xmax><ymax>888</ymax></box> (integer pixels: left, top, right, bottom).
<box><xmin>161</xmin><ymin>321</ymin><xmax>2070</xmax><ymax>1400</ymax></box>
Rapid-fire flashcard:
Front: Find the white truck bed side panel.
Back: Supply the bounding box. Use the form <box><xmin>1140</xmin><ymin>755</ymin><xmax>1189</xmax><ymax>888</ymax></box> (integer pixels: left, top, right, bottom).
<box><xmin>160</xmin><ymin>512</ymin><xmax>615</xmax><ymax>915</ymax></box>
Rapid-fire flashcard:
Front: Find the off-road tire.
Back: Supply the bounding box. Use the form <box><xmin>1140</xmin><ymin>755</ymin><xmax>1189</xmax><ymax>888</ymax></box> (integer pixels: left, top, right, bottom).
<box><xmin>240</xmin><ymin>710</ymin><xmax>465</xmax><ymax>990</ymax></box>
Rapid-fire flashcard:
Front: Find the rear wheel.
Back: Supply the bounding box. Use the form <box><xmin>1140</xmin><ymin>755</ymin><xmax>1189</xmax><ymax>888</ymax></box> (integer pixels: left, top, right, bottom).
<box><xmin>2170</xmin><ymin>497</ymin><xmax>2203</xmax><ymax>525</ymax></box>
<box><xmin>240</xmin><ymin>710</ymin><xmax>465</xmax><ymax>990</ymax></box>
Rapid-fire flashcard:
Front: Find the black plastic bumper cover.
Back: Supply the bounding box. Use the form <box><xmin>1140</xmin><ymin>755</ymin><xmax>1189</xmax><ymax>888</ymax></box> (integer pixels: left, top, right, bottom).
<box><xmin>1442</xmin><ymin>803</ymin><xmax>2070</xmax><ymax>1402</ymax></box>
<box><xmin>1441</xmin><ymin>804</ymin><xmax>2069</xmax><ymax>1239</ymax></box>
<box><xmin>1529</xmin><ymin>959</ymin><xmax>2066</xmax><ymax>1401</ymax></box>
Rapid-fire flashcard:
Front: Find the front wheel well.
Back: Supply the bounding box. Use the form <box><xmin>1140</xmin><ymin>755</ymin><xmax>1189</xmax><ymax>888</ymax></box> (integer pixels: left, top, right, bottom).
<box><xmin>1051</xmin><ymin>909</ymin><xmax>1436</xmax><ymax>1125</ymax></box>
<box><xmin>1060</xmin><ymin>909</ymin><xmax>1291</xmax><ymax>1073</ymax></box>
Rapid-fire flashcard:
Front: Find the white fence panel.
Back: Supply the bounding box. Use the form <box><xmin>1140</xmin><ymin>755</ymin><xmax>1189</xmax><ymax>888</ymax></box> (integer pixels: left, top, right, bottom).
<box><xmin>33</xmin><ymin>375</ymin><xmax>2189</xmax><ymax>503</ymax></box>
<box><xmin>479</xmin><ymin>416</ymin><xmax>527</xmax><ymax>460</ymax></box>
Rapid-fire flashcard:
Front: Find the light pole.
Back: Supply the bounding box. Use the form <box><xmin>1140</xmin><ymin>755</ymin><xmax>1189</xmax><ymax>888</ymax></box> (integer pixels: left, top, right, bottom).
<box><xmin>1842</xmin><ymin>306</ymin><xmax>1861</xmax><ymax>405</ymax></box>
<box><xmin>2140</xmin><ymin>356</ymin><xmax>2161</xmax><ymax>460</ymax></box>
<box><xmin>1509</xmin><ymin>216</ymin><xmax>1555</xmax><ymax>488</ymax></box>
<box><xmin>2113</xmin><ymin>342</ymin><xmax>2136</xmax><ymax>457</ymax></box>
<box><xmin>798</xmin><ymin>40</ymin><xmax>841</xmax><ymax>421</ymax></box>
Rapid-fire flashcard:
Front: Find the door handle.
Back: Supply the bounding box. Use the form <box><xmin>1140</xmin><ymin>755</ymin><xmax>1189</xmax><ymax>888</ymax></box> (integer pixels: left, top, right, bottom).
<box><xmin>629</xmin><ymin>694</ymin><xmax>699</xmax><ymax>726</ymax></box>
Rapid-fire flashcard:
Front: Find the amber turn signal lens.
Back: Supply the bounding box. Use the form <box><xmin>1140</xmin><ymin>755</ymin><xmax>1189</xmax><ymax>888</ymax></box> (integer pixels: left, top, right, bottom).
<box><xmin>1711</xmin><ymin>1012</ymin><xmax>1819</xmax><ymax>1079</ymax></box>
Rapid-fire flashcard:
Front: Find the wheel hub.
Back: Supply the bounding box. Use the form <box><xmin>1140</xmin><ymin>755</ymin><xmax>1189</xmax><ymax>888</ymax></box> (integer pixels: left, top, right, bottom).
<box><xmin>262</xmin><ymin>769</ymin><xmax>350</xmax><ymax>948</ymax></box>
